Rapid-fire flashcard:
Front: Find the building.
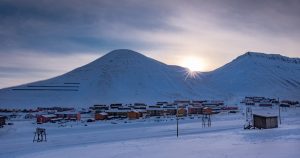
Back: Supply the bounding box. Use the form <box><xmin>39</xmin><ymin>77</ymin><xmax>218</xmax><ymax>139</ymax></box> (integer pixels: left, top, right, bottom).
<box><xmin>0</xmin><ymin>116</ymin><xmax>6</xmax><ymax>127</ymax></box>
<box><xmin>55</xmin><ymin>112</ymin><xmax>81</xmax><ymax>121</ymax></box>
<box><xmin>110</xmin><ymin>103</ymin><xmax>123</xmax><ymax>109</ymax></box>
<box><xmin>128</xmin><ymin>111</ymin><xmax>140</xmax><ymax>120</ymax></box>
<box><xmin>92</xmin><ymin>104</ymin><xmax>109</xmax><ymax>112</ymax></box>
<box><xmin>202</xmin><ymin>107</ymin><xmax>213</xmax><ymax>115</ymax></box>
<box><xmin>106</xmin><ymin>109</ymin><xmax>129</xmax><ymax>118</ymax></box>
<box><xmin>177</xmin><ymin>108</ymin><xmax>187</xmax><ymax>117</ymax></box>
<box><xmin>253</xmin><ymin>113</ymin><xmax>278</xmax><ymax>129</ymax></box>
<box><xmin>221</xmin><ymin>106</ymin><xmax>238</xmax><ymax>111</ymax></box>
<box><xmin>245</xmin><ymin>102</ymin><xmax>255</xmax><ymax>105</ymax></box>
<box><xmin>202</xmin><ymin>103</ymin><xmax>220</xmax><ymax>107</ymax></box>
<box><xmin>192</xmin><ymin>100</ymin><xmax>207</xmax><ymax>104</ymax></box>
<box><xmin>133</xmin><ymin>103</ymin><xmax>147</xmax><ymax>109</ymax></box>
<box><xmin>156</xmin><ymin>101</ymin><xmax>168</xmax><ymax>106</ymax></box>
<box><xmin>188</xmin><ymin>106</ymin><xmax>202</xmax><ymax>115</ymax></box>
<box><xmin>280</xmin><ymin>103</ymin><xmax>291</xmax><ymax>108</ymax></box>
<box><xmin>95</xmin><ymin>112</ymin><xmax>108</xmax><ymax>120</ymax></box>
<box><xmin>36</xmin><ymin>114</ymin><xmax>57</xmax><ymax>124</ymax></box>
<box><xmin>162</xmin><ymin>106</ymin><xmax>177</xmax><ymax>115</ymax></box>
<box><xmin>36</xmin><ymin>112</ymin><xmax>80</xmax><ymax>123</ymax></box>
<box><xmin>147</xmin><ymin>107</ymin><xmax>164</xmax><ymax>116</ymax></box>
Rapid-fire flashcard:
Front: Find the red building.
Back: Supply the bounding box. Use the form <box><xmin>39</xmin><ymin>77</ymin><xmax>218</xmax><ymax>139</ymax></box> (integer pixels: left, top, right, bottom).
<box><xmin>128</xmin><ymin>111</ymin><xmax>140</xmax><ymax>120</ymax></box>
<box><xmin>36</xmin><ymin>114</ymin><xmax>57</xmax><ymax>124</ymax></box>
<box><xmin>202</xmin><ymin>107</ymin><xmax>213</xmax><ymax>115</ymax></box>
<box><xmin>95</xmin><ymin>112</ymin><xmax>108</xmax><ymax>120</ymax></box>
<box><xmin>188</xmin><ymin>106</ymin><xmax>202</xmax><ymax>114</ymax></box>
<box><xmin>36</xmin><ymin>112</ymin><xmax>81</xmax><ymax>124</ymax></box>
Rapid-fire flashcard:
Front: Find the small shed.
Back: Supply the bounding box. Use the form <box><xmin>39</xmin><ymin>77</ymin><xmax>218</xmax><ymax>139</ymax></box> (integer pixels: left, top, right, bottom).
<box><xmin>253</xmin><ymin>113</ymin><xmax>278</xmax><ymax>129</ymax></box>
<box><xmin>128</xmin><ymin>111</ymin><xmax>140</xmax><ymax>120</ymax></box>
<box><xmin>95</xmin><ymin>112</ymin><xmax>108</xmax><ymax>120</ymax></box>
<box><xmin>0</xmin><ymin>115</ymin><xmax>6</xmax><ymax>127</ymax></box>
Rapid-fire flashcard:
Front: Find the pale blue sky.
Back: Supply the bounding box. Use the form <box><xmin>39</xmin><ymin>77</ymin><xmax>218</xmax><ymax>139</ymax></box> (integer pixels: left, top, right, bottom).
<box><xmin>0</xmin><ymin>0</ymin><xmax>300</xmax><ymax>88</ymax></box>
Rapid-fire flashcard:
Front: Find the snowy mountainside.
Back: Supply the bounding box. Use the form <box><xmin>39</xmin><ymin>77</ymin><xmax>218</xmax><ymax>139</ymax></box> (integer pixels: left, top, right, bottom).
<box><xmin>206</xmin><ymin>52</ymin><xmax>300</xmax><ymax>100</ymax></box>
<box><xmin>0</xmin><ymin>50</ymin><xmax>299</xmax><ymax>108</ymax></box>
<box><xmin>0</xmin><ymin>49</ymin><xmax>221</xmax><ymax>108</ymax></box>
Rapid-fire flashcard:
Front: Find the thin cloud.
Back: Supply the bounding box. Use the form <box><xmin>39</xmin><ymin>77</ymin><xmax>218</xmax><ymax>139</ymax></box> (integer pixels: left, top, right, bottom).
<box><xmin>0</xmin><ymin>0</ymin><xmax>299</xmax><ymax>88</ymax></box>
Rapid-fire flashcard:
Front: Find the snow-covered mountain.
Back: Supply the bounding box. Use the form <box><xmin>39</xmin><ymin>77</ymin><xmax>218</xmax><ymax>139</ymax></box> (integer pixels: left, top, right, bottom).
<box><xmin>0</xmin><ymin>50</ymin><xmax>299</xmax><ymax>108</ymax></box>
<box><xmin>206</xmin><ymin>52</ymin><xmax>300</xmax><ymax>100</ymax></box>
<box><xmin>0</xmin><ymin>49</ymin><xmax>221</xmax><ymax>108</ymax></box>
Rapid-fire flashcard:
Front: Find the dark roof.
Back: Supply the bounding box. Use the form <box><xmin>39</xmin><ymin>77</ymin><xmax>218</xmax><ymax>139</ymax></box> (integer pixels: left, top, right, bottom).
<box><xmin>253</xmin><ymin>113</ymin><xmax>278</xmax><ymax>118</ymax></box>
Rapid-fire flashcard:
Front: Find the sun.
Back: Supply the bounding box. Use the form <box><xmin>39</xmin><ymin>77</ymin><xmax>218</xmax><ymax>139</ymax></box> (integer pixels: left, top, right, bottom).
<box><xmin>181</xmin><ymin>56</ymin><xmax>206</xmax><ymax>72</ymax></box>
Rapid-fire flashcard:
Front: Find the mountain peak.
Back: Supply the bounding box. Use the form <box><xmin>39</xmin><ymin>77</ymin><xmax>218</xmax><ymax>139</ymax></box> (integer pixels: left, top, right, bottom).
<box><xmin>244</xmin><ymin>51</ymin><xmax>282</xmax><ymax>57</ymax></box>
<box><xmin>102</xmin><ymin>49</ymin><xmax>146</xmax><ymax>59</ymax></box>
<box><xmin>238</xmin><ymin>51</ymin><xmax>300</xmax><ymax>64</ymax></box>
<box><xmin>86</xmin><ymin>49</ymin><xmax>155</xmax><ymax>68</ymax></box>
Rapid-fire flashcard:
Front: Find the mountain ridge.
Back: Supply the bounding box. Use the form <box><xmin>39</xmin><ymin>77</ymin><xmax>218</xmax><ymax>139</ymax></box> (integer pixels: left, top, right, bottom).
<box><xmin>0</xmin><ymin>49</ymin><xmax>299</xmax><ymax>108</ymax></box>
<box><xmin>237</xmin><ymin>51</ymin><xmax>300</xmax><ymax>64</ymax></box>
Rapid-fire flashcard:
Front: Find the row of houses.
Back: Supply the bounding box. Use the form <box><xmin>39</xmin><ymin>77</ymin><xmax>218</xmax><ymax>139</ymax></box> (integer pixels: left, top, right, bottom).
<box><xmin>280</xmin><ymin>100</ymin><xmax>300</xmax><ymax>107</ymax></box>
<box><xmin>91</xmin><ymin>101</ymin><xmax>237</xmax><ymax>121</ymax></box>
<box><xmin>0</xmin><ymin>100</ymin><xmax>237</xmax><ymax>123</ymax></box>
<box><xmin>94</xmin><ymin>108</ymin><xmax>189</xmax><ymax>120</ymax></box>
<box><xmin>241</xmin><ymin>96</ymin><xmax>278</xmax><ymax>106</ymax></box>
<box><xmin>241</xmin><ymin>96</ymin><xmax>299</xmax><ymax>108</ymax></box>
<box><xmin>36</xmin><ymin>112</ymin><xmax>81</xmax><ymax>124</ymax></box>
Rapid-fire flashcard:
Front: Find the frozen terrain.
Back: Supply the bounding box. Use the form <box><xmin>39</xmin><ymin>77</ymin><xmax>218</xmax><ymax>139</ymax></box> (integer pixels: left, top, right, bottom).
<box><xmin>0</xmin><ymin>107</ymin><xmax>300</xmax><ymax>158</ymax></box>
<box><xmin>207</xmin><ymin>52</ymin><xmax>300</xmax><ymax>100</ymax></box>
<box><xmin>0</xmin><ymin>49</ymin><xmax>299</xmax><ymax>108</ymax></box>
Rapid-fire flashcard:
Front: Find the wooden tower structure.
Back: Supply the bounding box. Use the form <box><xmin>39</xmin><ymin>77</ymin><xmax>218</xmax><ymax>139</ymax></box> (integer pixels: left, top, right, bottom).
<box><xmin>33</xmin><ymin>128</ymin><xmax>47</xmax><ymax>142</ymax></box>
<box><xmin>202</xmin><ymin>107</ymin><xmax>212</xmax><ymax>127</ymax></box>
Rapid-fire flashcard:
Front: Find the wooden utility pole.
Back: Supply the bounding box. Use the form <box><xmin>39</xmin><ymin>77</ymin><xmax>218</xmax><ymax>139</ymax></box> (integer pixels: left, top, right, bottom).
<box><xmin>279</xmin><ymin>105</ymin><xmax>281</xmax><ymax>124</ymax></box>
<box><xmin>278</xmin><ymin>97</ymin><xmax>281</xmax><ymax>124</ymax></box>
<box><xmin>176</xmin><ymin>105</ymin><xmax>179</xmax><ymax>138</ymax></box>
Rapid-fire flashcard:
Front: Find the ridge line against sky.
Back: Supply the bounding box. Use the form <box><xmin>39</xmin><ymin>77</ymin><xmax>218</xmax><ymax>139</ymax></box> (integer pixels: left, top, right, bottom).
<box><xmin>0</xmin><ymin>0</ymin><xmax>300</xmax><ymax>88</ymax></box>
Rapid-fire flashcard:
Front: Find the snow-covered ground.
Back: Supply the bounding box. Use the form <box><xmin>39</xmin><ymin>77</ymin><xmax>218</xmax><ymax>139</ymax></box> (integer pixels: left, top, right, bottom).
<box><xmin>0</xmin><ymin>107</ymin><xmax>300</xmax><ymax>158</ymax></box>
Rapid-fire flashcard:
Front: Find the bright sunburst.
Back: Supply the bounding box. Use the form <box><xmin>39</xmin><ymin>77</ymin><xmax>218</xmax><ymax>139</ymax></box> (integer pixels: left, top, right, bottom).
<box><xmin>180</xmin><ymin>56</ymin><xmax>206</xmax><ymax>79</ymax></box>
<box><xmin>184</xmin><ymin>69</ymin><xmax>199</xmax><ymax>80</ymax></box>
<box><xmin>181</xmin><ymin>56</ymin><xmax>206</xmax><ymax>72</ymax></box>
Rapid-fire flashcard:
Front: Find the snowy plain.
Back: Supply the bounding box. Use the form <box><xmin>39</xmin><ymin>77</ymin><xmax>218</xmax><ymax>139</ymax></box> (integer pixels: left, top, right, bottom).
<box><xmin>0</xmin><ymin>107</ymin><xmax>300</xmax><ymax>158</ymax></box>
